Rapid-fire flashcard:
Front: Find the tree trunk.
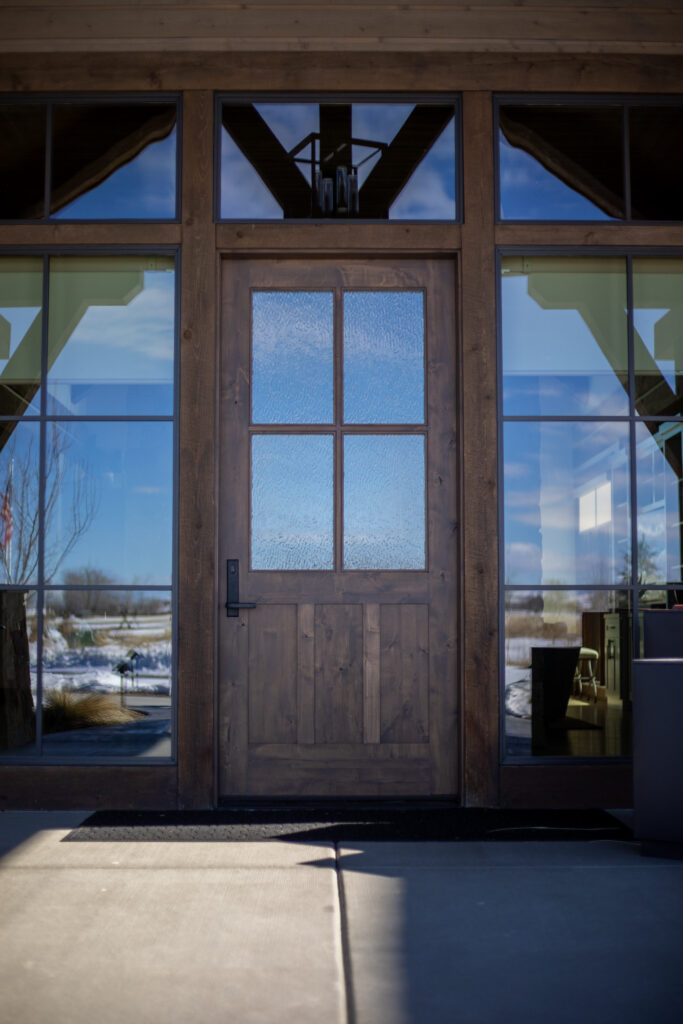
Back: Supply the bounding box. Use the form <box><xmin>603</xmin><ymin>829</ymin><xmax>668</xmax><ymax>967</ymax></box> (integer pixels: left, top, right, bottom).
<box><xmin>0</xmin><ymin>591</ymin><xmax>36</xmax><ymax>751</ymax></box>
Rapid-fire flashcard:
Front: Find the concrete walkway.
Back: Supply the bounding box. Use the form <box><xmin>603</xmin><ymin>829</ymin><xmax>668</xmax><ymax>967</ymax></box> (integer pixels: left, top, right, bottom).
<box><xmin>1</xmin><ymin>811</ymin><xmax>682</xmax><ymax>1024</ymax></box>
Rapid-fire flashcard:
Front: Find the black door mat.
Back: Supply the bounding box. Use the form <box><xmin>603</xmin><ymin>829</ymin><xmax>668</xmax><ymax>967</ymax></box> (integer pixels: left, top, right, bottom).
<box><xmin>63</xmin><ymin>806</ymin><xmax>633</xmax><ymax>843</ymax></box>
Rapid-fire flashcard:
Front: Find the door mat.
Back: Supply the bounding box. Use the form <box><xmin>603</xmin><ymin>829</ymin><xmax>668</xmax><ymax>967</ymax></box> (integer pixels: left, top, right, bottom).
<box><xmin>63</xmin><ymin>806</ymin><xmax>633</xmax><ymax>843</ymax></box>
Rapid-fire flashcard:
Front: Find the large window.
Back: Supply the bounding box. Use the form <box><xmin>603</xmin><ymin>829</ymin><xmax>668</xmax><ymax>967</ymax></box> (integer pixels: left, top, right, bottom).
<box><xmin>500</xmin><ymin>254</ymin><xmax>683</xmax><ymax>759</ymax></box>
<box><xmin>0</xmin><ymin>96</ymin><xmax>179</xmax><ymax>221</ymax></box>
<box><xmin>496</xmin><ymin>97</ymin><xmax>683</xmax><ymax>222</ymax></box>
<box><xmin>217</xmin><ymin>97</ymin><xmax>460</xmax><ymax>220</ymax></box>
<box><xmin>0</xmin><ymin>254</ymin><xmax>176</xmax><ymax>762</ymax></box>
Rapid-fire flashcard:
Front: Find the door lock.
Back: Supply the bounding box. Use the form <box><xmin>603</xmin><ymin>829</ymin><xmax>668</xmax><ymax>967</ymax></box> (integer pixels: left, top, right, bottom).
<box><xmin>225</xmin><ymin>559</ymin><xmax>257</xmax><ymax>617</ymax></box>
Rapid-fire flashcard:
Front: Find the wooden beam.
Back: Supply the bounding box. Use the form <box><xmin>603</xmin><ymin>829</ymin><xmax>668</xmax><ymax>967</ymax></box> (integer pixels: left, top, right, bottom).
<box><xmin>460</xmin><ymin>91</ymin><xmax>499</xmax><ymax>808</ymax></box>
<box><xmin>176</xmin><ymin>90</ymin><xmax>217</xmax><ymax>809</ymax></box>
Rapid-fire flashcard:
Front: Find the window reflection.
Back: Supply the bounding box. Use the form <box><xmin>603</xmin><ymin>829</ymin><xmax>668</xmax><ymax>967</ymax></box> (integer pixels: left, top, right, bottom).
<box><xmin>498</xmin><ymin>105</ymin><xmax>624</xmax><ymax>221</ymax></box>
<box><xmin>501</xmin><ymin>256</ymin><xmax>628</xmax><ymax>416</ymax></box>
<box><xmin>636</xmin><ymin>422</ymin><xmax>683</xmax><ymax>585</ymax></box>
<box><xmin>47</xmin><ymin>256</ymin><xmax>175</xmax><ymax>416</ymax></box>
<box><xmin>41</xmin><ymin>590</ymin><xmax>172</xmax><ymax>759</ymax></box>
<box><xmin>0</xmin><ymin>421</ymin><xmax>41</xmax><ymax>586</ymax></box>
<box><xmin>633</xmin><ymin>259</ymin><xmax>683</xmax><ymax>418</ymax></box>
<box><xmin>220</xmin><ymin>101</ymin><xmax>457</xmax><ymax>220</ymax></box>
<box><xmin>0</xmin><ymin>590</ymin><xmax>37</xmax><ymax>756</ymax></box>
<box><xmin>0</xmin><ymin>258</ymin><xmax>43</xmax><ymax>417</ymax></box>
<box><xmin>504</xmin><ymin>590</ymin><xmax>632</xmax><ymax>757</ymax></box>
<box><xmin>0</xmin><ymin>104</ymin><xmax>46</xmax><ymax>219</ymax></box>
<box><xmin>51</xmin><ymin>103</ymin><xmax>177</xmax><ymax>220</ymax></box>
<box><xmin>504</xmin><ymin>421</ymin><xmax>631</xmax><ymax>586</ymax></box>
<box><xmin>630</xmin><ymin>107</ymin><xmax>683</xmax><ymax>221</ymax></box>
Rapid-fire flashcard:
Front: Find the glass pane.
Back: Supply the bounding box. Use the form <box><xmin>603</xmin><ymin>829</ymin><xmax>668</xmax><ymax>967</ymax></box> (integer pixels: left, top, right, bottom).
<box><xmin>0</xmin><ymin>421</ymin><xmax>41</xmax><ymax>585</ymax></box>
<box><xmin>252</xmin><ymin>291</ymin><xmax>333</xmax><ymax>424</ymax></box>
<box><xmin>636</xmin><ymin>422</ymin><xmax>683</xmax><ymax>585</ymax></box>
<box><xmin>44</xmin><ymin>422</ymin><xmax>173</xmax><ymax>585</ymax></box>
<box><xmin>504</xmin><ymin>589</ymin><xmax>632</xmax><ymax>758</ymax></box>
<box><xmin>42</xmin><ymin>590</ymin><xmax>172</xmax><ymax>759</ymax></box>
<box><xmin>220</xmin><ymin>102</ymin><xmax>457</xmax><ymax>221</ymax></box>
<box><xmin>251</xmin><ymin>435</ymin><xmax>333</xmax><ymax>570</ymax></box>
<box><xmin>0</xmin><ymin>104</ymin><xmax>46</xmax><ymax>219</ymax></box>
<box><xmin>47</xmin><ymin>256</ymin><xmax>175</xmax><ymax>416</ymax></box>
<box><xmin>630</xmin><ymin>107</ymin><xmax>683</xmax><ymax>221</ymax></box>
<box><xmin>501</xmin><ymin>256</ymin><xmax>628</xmax><ymax>417</ymax></box>
<box><xmin>633</xmin><ymin>259</ymin><xmax>683</xmax><ymax>417</ymax></box>
<box><xmin>51</xmin><ymin>103</ymin><xmax>177</xmax><ymax>219</ymax></box>
<box><xmin>0</xmin><ymin>257</ymin><xmax>43</xmax><ymax>417</ymax></box>
<box><xmin>504</xmin><ymin>421</ymin><xmax>631</xmax><ymax>586</ymax></box>
<box><xmin>0</xmin><ymin>590</ymin><xmax>37</xmax><ymax>757</ymax></box>
<box><xmin>344</xmin><ymin>435</ymin><xmax>425</xmax><ymax>569</ymax></box>
<box><xmin>344</xmin><ymin>292</ymin><xmax>424</xmax><ymax>424</ymax></box>
<box><xmin>498</xmin><ymin>105</ymin><xmax>624</xmax><ymax>221</ymax></box>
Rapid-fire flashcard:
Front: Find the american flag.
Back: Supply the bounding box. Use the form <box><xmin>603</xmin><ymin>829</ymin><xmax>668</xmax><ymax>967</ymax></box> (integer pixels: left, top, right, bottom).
<box><xmin>0</xmin><ymin>479</ymin><xmax>12</xmax><ymax>550</ymax></box>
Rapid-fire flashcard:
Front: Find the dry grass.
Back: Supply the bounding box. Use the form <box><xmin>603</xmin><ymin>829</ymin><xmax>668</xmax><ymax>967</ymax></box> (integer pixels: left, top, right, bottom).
<box><xmin>43</xmin><ymin>691</ymin><xmax>144</xmax><ymax>734</ymax></box>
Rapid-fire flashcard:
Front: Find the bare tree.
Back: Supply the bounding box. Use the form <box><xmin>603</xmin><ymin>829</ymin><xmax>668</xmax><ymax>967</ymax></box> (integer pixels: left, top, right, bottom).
<box><xmin>1</xmin><ymin>425</ymin><xmax>99</xmax><ymax>750</ymax></box>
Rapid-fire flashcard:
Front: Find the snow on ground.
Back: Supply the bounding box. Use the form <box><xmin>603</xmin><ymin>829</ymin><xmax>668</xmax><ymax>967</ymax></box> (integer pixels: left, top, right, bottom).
<box><xmin>32</xmin><ymin>614</ymin><xmax>172</xmax><ymax>695</ymax></box>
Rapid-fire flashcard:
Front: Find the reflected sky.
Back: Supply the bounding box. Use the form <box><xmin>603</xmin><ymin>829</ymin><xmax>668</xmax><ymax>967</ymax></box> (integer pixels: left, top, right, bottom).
<box><xmin>53</xmin><ymin>126</ymin><xmax>177</xmax><ymax>220</ymax></box>
<box><xmin>0</xmin><ymin>421</ymin><xmax>41</xmax><ymax>585</ymax></box>
<box><xmin>636</xmin><ymin>422</ymin><xmax>683</xmax><ymax>584</ymax></box>
<box><xmin>499</xmin><ymin>134</ymin><xmax>616</xmax><ymax>221</ymax></box>
<box><xmin>504</xmin><ymin>420</ymin><xmax>631</xmax><ymax>586</ymax></box>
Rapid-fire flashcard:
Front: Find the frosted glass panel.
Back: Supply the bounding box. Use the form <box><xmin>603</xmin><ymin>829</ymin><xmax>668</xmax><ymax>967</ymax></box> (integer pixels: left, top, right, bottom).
<box><xmin>252</xmin><ymin>292</ymin><xmax>333</xmax><ymax>423</ymax></box>
<box><xmin>344</xmin><ymin>292</ymin><xmax>424</xmax><ymax>424</ymax></box>
<box><xmin>252</xmin><ymin>435</ymin><xmax>333</xmax><ymax>569</ymax></box>
<box><xmin>344</xmin><ymin>435</ymin><xmax>425</xmax><ymax>569</ymax></box>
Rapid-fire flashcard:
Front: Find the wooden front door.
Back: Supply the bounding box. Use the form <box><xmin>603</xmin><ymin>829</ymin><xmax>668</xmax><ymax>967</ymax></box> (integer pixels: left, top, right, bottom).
<box><xmin>218</xmin><ymin>259</ymin><xmax>458</xmax><ymax>797</ymax></box>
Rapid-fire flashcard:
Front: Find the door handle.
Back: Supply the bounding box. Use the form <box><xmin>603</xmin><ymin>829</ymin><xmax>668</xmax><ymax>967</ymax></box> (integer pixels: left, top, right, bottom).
<box><xmin>225</xmin><ymin>559</ymin><xmax>257</xmax><ymax>617</ymax></box>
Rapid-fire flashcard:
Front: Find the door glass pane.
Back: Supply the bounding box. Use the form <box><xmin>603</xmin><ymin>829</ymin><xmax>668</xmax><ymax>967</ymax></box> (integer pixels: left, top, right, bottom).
<box><xmin>344</xmin><ymin>435</ymin><xmax>425</xmax><ymax>569</ymax></box>
<box><xmin>41</xmin><ymin>589</ymin><xmax>172</xmax><ymax>760</ymax></box>
<box><xmin>1</xmin><ymin>421</ymin><xmax>41</xmax><ymax>585</ymax></box>
<box><xmin>498</xmin><ymin>105</ymin><xmax>624</xmax><ymax>221</ymax></box>
<box><xmin>51</xmin><ymin>103</ymin><xmax>177</xmax><ymax>220</ymax></box>
<box><xmin>0</xmin><ymin>590</ymin><xmax>38</xmax><ymax>757</ymax></box>
<box><xmin>504</xmin><ymin>589</ymin><xmax>632</xmax><ymax>758</ymax></box>
<box><xmin>47</xmin><ymin>256</ymin><xmax>175</xmax><ymax>416</ymax></box>
<box><xmin>252</xmin><ymin>291</ymin><xmax>333</xmax><ymax>424</ymax></box>
<box><xmin>504</xmin><ymin>421</ymin><xmax>631</xmax><ymax>586</ymax></box>
<box><xmin>251</xmin><ymin>435</ymin><xmax>333</xmax><ymax>570</ymax></box>
<box><xmin>636</xmin><ymin>422</ymin><xmax>683</xmax><ymax>585</ymax></box>
<box><xmin>0</xmin><ymin>104</ymin><xmax>46</xmax><ymax>219</ymax></box>
<box><xmin>44</xmin><ymin>422</ymin><xmax>173</xmax><ymax>585</ymax></box>
<box><xmin>630</xmin><ymin>106</ymin><xmax>683</xmax><ymax>221</ymax></box>
<box><xmin>0</xmin><ymin>257</ymin><xmax>43</xmax><ymax>417</ymax></box>
<box><xmin>501</xmin><ymin>256</ymin><xmax>628</xmax><ymax>417</ymax></box>
<box><xmin>633</xmin><ymin>259</ymin><xmax>683</xmax><ymax>417</ymax></box>
<box><xmin>344</xmin><ymin>291</ymin><xmax>424</xmax><ymax>424</ymax></box>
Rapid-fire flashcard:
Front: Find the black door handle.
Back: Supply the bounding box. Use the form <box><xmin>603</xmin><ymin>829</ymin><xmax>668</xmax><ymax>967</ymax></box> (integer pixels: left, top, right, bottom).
<box><xmin>225</xmin><ymin>559</ymin><xmax>257</xmax><ymax>617</ymax></box>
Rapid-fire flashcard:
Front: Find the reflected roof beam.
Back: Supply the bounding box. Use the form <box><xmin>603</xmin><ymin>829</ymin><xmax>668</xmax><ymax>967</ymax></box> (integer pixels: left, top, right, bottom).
<box><xmin>222</xmin><ymin>105</ymin><xmax>311</xmax><ymax>218</ymax></box>
<box><xmin>360</xmin><ymin>105</ymin><xmax>453</xmax><ymax>218</ymax></box>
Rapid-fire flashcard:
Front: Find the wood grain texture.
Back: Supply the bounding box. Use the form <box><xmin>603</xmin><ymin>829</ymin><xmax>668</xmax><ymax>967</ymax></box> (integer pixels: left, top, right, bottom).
<box><xmin>315</xmin><ymin>604</ymin><xmax>364</xmax><ymax>744</ymax></box>
<box><xmin>297</xmin><ymin>603</ymin><xmax>315</xmax><ymax>743</ymax></box>
<box><xmin>0</xmin><ymin>766</ymin><xmax>177</xmax><ymax>810</ymax></box>
<box><xmin>3</xmin><ymin>52</ymin><xmax>683</xmax><ymax>94</ymax></box>
<box><xmin>460</xmin><ymin>91</ymin><xmax>499</xmax><ymax>807</ymax></box>
<box><xmin>176</xmin><ymin>89</ymin><xmax>217</xmax><ymax>809</ymax></box>
<box><xmin>363</xmin><ymin>603</ymin><xmax>381</xmax><ymax>744</ymax></box>
<box><xmin>380</xmin><ymin>604</ymin><xmax>429</xmax><ymax>744</ymax></box>
<box><xmin>248</xmin><ymin>605</ymin><xmax>298</xmax><ymax>744</ymax></box>
<box><xmin>2</xmin><ymin>5</ymin><xmax>683</xmax><ymax>53</ymax></box>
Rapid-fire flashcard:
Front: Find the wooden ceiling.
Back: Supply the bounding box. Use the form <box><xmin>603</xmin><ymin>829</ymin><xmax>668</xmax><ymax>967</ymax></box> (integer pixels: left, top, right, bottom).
<box><xmin>0</xmin><ymin>1</ymin><xmax>682</xmax><ymax>55</ymax></box>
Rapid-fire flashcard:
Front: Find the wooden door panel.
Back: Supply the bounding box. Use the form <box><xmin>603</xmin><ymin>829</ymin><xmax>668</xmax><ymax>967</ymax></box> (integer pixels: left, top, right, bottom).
<box><xmin>219</xmin><ymin>258</ymin><xmax>458</xmax><ymax>797</ymax></box>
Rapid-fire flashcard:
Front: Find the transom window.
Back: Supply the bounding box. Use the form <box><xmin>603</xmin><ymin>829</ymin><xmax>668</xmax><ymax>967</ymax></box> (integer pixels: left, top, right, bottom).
<box><xmin>217</xmin><ymin>97</ymin><xmax>460</xmax><ymax>221</ymax></box>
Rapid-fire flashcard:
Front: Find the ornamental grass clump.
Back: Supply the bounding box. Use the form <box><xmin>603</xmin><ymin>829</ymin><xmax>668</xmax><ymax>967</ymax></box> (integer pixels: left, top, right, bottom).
<box><xmin>43</xmin><ymin>691</ymin><xmax>144</xmax><ymax>734</ymax></box>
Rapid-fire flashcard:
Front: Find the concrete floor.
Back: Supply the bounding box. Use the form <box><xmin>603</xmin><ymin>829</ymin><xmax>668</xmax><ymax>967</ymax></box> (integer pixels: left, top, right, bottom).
<box><xmin>1</xmin><ymin>811</ymin><xmax>682</xmax><ymax>1024</ymax></box>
